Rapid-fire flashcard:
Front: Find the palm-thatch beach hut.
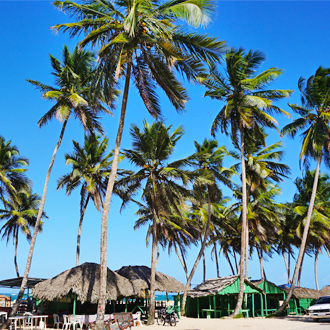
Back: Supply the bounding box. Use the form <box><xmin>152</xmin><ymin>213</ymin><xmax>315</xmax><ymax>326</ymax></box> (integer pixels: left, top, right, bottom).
<box><xmin>320</xmin><ymin>285</ymin><xmax>330</xmax><ymax>296</ymax></box>
<box><xmin>186</xmin><ymin>275</ymin><xmax>265</xmax><ymax>318</ymax></box>
<box><xmin>116</xmin><ymin>265</ymin><xmax>186</xmax><ymax>295</ymax></box>
<box><xmin>279</xmin><ymin>284</ymin><xmax>320</xmax><ymax>314</ymax></box>
<box><xmin>33</xmin><ymin>262</ymin><xmax>136</xmax><ymax>315</ymax></box>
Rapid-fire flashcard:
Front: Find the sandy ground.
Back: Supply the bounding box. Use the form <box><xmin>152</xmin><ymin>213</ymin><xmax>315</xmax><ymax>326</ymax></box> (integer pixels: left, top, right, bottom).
<box><xmin>143</xmin><ymin>316</ymin><xmax>330</xmax><ymax>330</ymax></box>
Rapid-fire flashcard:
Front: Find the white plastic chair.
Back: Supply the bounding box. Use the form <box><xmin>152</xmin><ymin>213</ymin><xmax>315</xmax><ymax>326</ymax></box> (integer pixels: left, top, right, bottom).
<box><xmin>133</xmin><ymin>311</ymin><xmax>142</xmax><ymax>327</ymax></box>
<box><xmin>62</xmin><ymin>315</ymin><xmax>72</xmax><ymax>330</ymax></box>
<box><xmin>53</xmin><ymin>314</ymin><xmax>63</xmax><ymax>329</ymax></box>
<box><xmin>23</xmin><ymin>312</ymin><xmax>33</xmax><ymax>328</ymax></box>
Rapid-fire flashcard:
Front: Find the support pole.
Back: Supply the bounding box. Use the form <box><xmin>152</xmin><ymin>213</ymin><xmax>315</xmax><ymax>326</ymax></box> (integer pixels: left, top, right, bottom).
<box><xmin>197</xmin><ymin>298</ymin><xmax>200</xmax><ymax>318</ymax></box>
<box><xmin>73</xmin><ymin>294</ymin><xmax>76</xmax><ymax>317</ymax></box>
<box><xmin>252</xmin><ymin>294</ymin><xmax>255</xmax><ymax>318</ymax></box>
<box><xmin>260</xmin><ymin>294</ymin><xmax>264</xmax><ymax>317</ymax></box>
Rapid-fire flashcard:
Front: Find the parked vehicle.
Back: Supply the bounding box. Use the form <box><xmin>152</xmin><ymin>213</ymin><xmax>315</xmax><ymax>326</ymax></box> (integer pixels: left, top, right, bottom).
<box><xmin>307</xmin><ymin>295</ymin><xmax>330</xmax><ymax>321</ymax></box>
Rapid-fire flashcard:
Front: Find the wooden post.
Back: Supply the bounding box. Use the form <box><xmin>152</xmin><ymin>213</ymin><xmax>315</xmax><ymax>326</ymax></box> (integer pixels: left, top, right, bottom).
<box><xmin>73</xmin><ymin>294</ymin><xmax>76</xmax><ymax>317</ymax></box>
<box><xmin>265</xmin><ymin>294</ymin><xmax>268</xmax><ymax>315</ymax></box>
<box><xmin>252</xmin><ymin>294</ymin><xmax>255</xmax><ymax>318</ymax></box>
<box><xmin>125</xmin><ymin>298</ymin><xmax>127</xmax><ymax>312</ymax></box>
<box><xmin>208</xmin><ymin>296</ymin><xmax>211</xmax><ymax>309</ymax></box>
<box><xmin>260</xmin><ymin>294</ymin><xmax>264</xmax><ymax>317</ymax></box>
<box><xmin>197</xmin><ymin>297</ymin><xmax>200</xmax><ymax>318</ymax></box>
<box><xmin>213</xmin><ymin>295</ymin><xmax>216</xmax><ymax>317</ymax></box>
<box><xmin>294</xmin><ymin>298</ymin><xmax>298</xmax><ymax>315</ymax></box>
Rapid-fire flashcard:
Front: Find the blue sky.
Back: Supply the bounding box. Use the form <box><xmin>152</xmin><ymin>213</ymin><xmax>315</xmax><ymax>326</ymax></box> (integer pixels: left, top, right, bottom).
<box><xmin>1</xmin><ymin>1</ymin><xmax>330</xmax><ymax>293</ymax></box>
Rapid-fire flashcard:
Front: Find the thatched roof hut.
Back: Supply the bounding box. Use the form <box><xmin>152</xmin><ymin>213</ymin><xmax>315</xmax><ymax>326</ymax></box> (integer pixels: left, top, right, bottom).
<box><xmin>188</xmin><ymin>275</ymin><xmax>264</xmax><ymax>298</ymax></box>
<box><xmin>319</xmin><ymin>285</ymin><xmax>330</xmax><ymax>296</ymax></box>
<box><xmin>33</xmin><ymin>262</ymin><xmax>136</xmax><ymax>303</ymax></box>
<box><xmin>284</xmin><ymin>286</ymin><xmax>320</xmax><ymax>299</ymax></box>
<box><xmin>116</xmin><ymin>265</ymin><xmax>186</xmax><ymax>294</ymax></box>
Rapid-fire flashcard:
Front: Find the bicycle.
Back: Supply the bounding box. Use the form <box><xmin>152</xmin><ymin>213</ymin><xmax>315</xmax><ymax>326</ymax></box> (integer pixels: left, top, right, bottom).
<box><xmin>156</xmin><ymin>308</ymin><xmax>177</xmax><ymax>326</ymax></box>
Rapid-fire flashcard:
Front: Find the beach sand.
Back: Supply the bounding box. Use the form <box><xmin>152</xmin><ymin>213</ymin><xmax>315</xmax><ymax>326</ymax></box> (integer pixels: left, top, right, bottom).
<box><xmin>144</xmin><ymin>315</ymin><xmax>330</xmax><ymax>330</ymax></box>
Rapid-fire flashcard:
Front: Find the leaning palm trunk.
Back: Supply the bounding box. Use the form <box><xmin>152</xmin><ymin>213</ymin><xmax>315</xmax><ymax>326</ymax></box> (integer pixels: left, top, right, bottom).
<box><xmin>258</xmin><ymin>247</ymin><xmax>264</xmax><ymax>279</ymax></box>
<box><xmin>315</xmin><ymin>248</ymin><xmax>319</xmax><ymax>291</ymax></box>
<box><xmin>225</xmin><ymin>252</ymin><xmax>236</xmax><ymax>275</ymax></box>
<box><xmin>14</xmin><ymin>230</ymin><xmax>20</xmax><ymax>277</ymax></box>
<box><xmin>180</xmin><ymin>190</ymin><xmax>212</xmax><ymax>316</ymax></box>
<box><xmin>174</xmin><ymin>243</ymin><xmax>189</xmax><ymax>281</ymax></box>
<box><xmin>95</xmin><ymin>62</ymin><xmax>132</xmax><ymax>330</ymax></box>
<box><xmin>3</xmin><ymin>119</ymin><xmax>69</xmax><ymax>326</ymax></box>
<box><xmin>214</xmin><ymin>242</ymin><xmax>219</xmax><ymax>277</ymax></box>
<box><xmin>231</xmin><ymin>126</ymin><xmax>247</xmax><ymax>317</ymax></box>
<box><xmin>275</xmin><ymin>155</ymin><xmax>322</xmax><ymax>315</ymax></box>
<box><xmin>76</xmin><ymin>195</ymin><xmax>90</xmax><ymax>266</ymax></box>
<box><xmin>283</xmin><ymin>252</ymin><xmax>291</xmax><ymax>283</ymax></box>
<box><xmin>297</xmin><ymin>249</ymin><xmax>306</xmax><ymax>287</ymax></box>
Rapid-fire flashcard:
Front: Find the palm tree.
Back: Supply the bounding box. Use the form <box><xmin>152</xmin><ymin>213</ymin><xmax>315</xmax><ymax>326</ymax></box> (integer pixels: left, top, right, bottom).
<box><xmin>292</xmin><ymin>171</ymin><xmax>330</xmax><ymax>289</ymax></box>
<box><xmin>179</xmin><ymin>139</ymin><xmax>235</xmax><ymax>314</ymax></box>
<box><xmin>10</xmin><ymin>45</ymin><xmax>108</xmax><ymax>318</ymax></box>
<box><xmin>239</xmin><ymin>134</ymin><xmax>290</xmax><ymax>277</ymax></box>
<box><xmin>52</xmin><ymin>1</ymin><xmax>224</xmax><ymax>325</ymax></box>
<box><xmin>0</xmin><ymin>192</ymin><xmax>46</xmax><ymax>277</ymax></box>
<box><xmin>116</xmin><ymin>121</ymin><xmax>192</xmax><ymax>323</ymax></box>
<box><xmin>203</xmin><ymin>48</ymin><xmax>292</xmax><ymax>315</ymax></box>
<box><xmin>277</xmin><ymin>67</ymin><xmax>330</xmax><ymax>314</ymax></box>
<box><xmin>57</xmin><ymin>134</ymin><xmax>113</xmax><ymax>266</ymax></box>
<box><xmin>0</xmin><ymin>136</ymin><xmax>30</xmax><ymax>206</ymax></box>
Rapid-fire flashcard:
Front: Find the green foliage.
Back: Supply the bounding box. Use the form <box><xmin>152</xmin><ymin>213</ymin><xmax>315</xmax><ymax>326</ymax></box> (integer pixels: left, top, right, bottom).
<box><xmin>53</xmin><ymin>0</ymin><xmax>225</xmax><ymax>117</ymax></box>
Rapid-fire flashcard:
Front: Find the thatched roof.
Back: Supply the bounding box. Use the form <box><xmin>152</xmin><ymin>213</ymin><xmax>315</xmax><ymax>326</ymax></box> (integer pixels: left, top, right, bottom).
<box><xmin>116</xmin><ymin>265</ymin><xmax>186</xmax><ymax>294</ymax></box>
<box><xmin>33</xmin><ymin>262</ymin><xmax>136</xmax><ymax>303</ymax></box>
<box><xmin>188</xmin><ymin>275</ymin><xmax>264</xmax><ymax>298</ymax></box>
<box><xmin>319</xmin><ymin>285</ymin><xmax>330</xmax><ymax>296</ymax></box>
<box><xmin>283</xmin><ymin>286</ymin><xmax>320</xmax><ymax>299</ymax></box>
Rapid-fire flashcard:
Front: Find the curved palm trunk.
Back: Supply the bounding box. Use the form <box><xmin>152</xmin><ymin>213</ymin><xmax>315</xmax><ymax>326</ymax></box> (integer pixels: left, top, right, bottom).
<box><xmin>234</xmin><ymin>252</ymin><xmax>238</xmax><ymax>274</ymax></box>
<box><xmin>95</xmin><ymin>61</ymin><xmax>132</xmax><ymax>330</ymax></box>
<box><xmin>297</xmin><ymin>249</ymin><xmax>306</xmax><ymax>287</ymax></box>
<box><xmin>214</xmin><ymin>242</ymin><xmax>219</xmax><ymax>278</ymax></box>
<box><xmin>315</xmin><ymin>248</ymin><xmax>319</xmax><ymax>291</ymax></box>
<box><xmin>76</xmin><ymin>194</ymin><xmax>90</xmax><ymax>266</ymax></box>
<box><xmin>275</xmin><ymin>155</ymin><xmax>322</xmax><ymax>315</ymax></box>
<box><xmin>174</xmin><ymin>243</ymin><xmax>189</xmax><ymax>281</ymax></box>
<box><xmin>14</xmin><ymin>228</ymin><xmax>20</xmax><ymax>277</ymax></box>
<box><xmin>231</xmin><ymin>126</ymin><xmax>247</xmax><ymax>317</ymax></box>
<box><xmin>257</xmin><ymin>247</ymin><xmax>264</xmax><ymax>279</ymax></box>
<box><xmin>282</xmin><ymin>252</ymin><xmax>291</xmax><ymax>283</ymax></box>
<box><xmin>180</xmin><ymin>189</ymin><xmax>212</xmax><ymax>316</ymax></box>
<box><xmin>202</xmin><ymin>250</ymin><xmax>206</xmax><ymax>282</ymax></box>
<box><xmin>3</xmin><ymin>119</ymin><xmax>69</xmax><ymax>325</ymax></box>
<box><xmin>225</xmin><ymin>252</ymin><xmax>235</xmax><ymax>275</ymax></box>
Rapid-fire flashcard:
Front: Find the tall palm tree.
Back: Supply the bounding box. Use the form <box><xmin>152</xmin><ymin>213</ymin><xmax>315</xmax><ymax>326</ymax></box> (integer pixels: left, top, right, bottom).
<box><xmin>203</xmin><ymin>48</ymin><xmax>292</xmax><ymax>315</ymax></box>
<box><xmin>238</xmin><ymin>134</ymin><xmax>290</xmax><ymax>277</ymax></box>
<box><xmin>180</xmin><ymin>139</ymin><xmax>235</xmax><ymax>314</ymax></box>
<box><xmin>52</xmin><ymin>1</ymin><xmax>224</xmax><ymax>325</ymax></box>
<box><xmin>116</xmin><ymin>121</ymin><xmax>192</xmax><ymax>323</ymax></box>
<box><xmin>57</xmin><ymin>134</ymin><xmax>113</xmax><ymax>266</ymax></box>
<box><xmin>0</xmin><ymin>192</ymin><xmax>46</xmax><ymax>277</ymax></box>
<box><xmin>0</xmin><ymin>136</ymin><xmax>30</xmax><ymax>206</ymax></box>
<box><xmin>10</xmin><ymin>45</ymin><xmax>108</xmax><ymax>318</ymax></box>
<box><xmin>277</xmin><ymin>67</ymin><xmax>330</xmax><ymax>314</ymax></box>
<box><xmin>292</xmin><ymin>171</ymin><xmax>330</xmax><ymax>289</ymax></box>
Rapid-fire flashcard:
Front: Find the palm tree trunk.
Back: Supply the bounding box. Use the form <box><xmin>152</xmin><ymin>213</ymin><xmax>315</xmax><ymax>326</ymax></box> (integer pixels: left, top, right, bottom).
<box><xmin>174</xmin><ymin>243</ymin><xmax>189</xmax><ymax>281</ymax></box>
<box><xmin>283</xmin><ymin>252</ymin><xmax>291</xmax><ymax>283</ymax></box>
<box><xmin>214</xmin><ymin>242</ymin><xmax>220</xmax><ymax>277</ymax></box>
<box><xmin>245</xmin><ymin>220</ymin><xmax>249</xmax><ymax>277</ymax></box>
<box><xmin>288</xmin><ymin>252</ymin><xmax>291</xmax><ymax>282</ymax></box>
<box><xmin>297</xmin><ymin>246</ymin><xmax>306</xmax><ymax>287</ymax></box>
<box><xmin>232</xmin><ymin>125</ymin><xmax>247</xmax><ymax>317</ymax></box>
<box><xmin>4</xmin><ymin>119</ymin><xmax>69</xmax><ymax>324</ymax></box>
<box><xmin>225</xmin><ymin>252</ymin><xmax>236</xmax><ymax>275</ymax></box>
<box><xmin>147</xmin><ymin>213</ymin><xmax>158</xmax><ymax>325</ymax></box>
<box><xmin>315</xmin><ymin>248</ymin><xmax>319</xmax><ymax>291</ymax></box>
<box><xmin>95</xmin><ymin>61</ymin><xmax>132</xmax><ymax>330</ymax></box>
<box><xmin>76</xmin><ymin>194</ymin><xmax>90</xmax><ymax>266</ymax></box>
<box><xmin>257</xmin><ymin>247</ymin><xmax>264</xmax><ymax>279</ymax></box>
<box><xmin>14</xmin><ymin>228</ymin><xmax>20</xmax><ymax>278</ymax></box>
<box><xmin>275</xmin><ymin>155</ymin><xmax>322</xmax><ymax>315</ymax></box>
<box><xmin>180</xmin><ymin>188</ymin><xmax>212</xmax><ymax>316</ymax></box>
<box><xmin>234</xmin><ymin>252</ymin><xmax>238</xmax><ymax>274</ymax></box>
<box><xmin>202</xmin><ymin>250</ymin><xmax>206</xmax><ymax>282</ymax></box>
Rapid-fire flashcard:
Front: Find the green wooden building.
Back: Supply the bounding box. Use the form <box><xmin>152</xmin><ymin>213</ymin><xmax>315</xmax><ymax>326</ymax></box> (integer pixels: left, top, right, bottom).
<box><xmin>186</xmin><ymin>275</ymin><xmax>265</xmax><ymax>318</ymax></box>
